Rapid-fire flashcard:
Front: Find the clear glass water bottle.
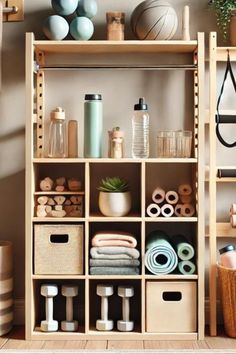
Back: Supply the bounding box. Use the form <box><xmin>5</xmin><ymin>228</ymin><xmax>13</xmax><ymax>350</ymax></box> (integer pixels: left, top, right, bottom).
<box><xmin>48</xmin><ymin>107</ymin><xmax>66</xmax><ymax>158</ymax></box>
<box><xmin>132</xmin><ymin>98</ymin><xmax>149</xmax><ymax>158</ymax></box>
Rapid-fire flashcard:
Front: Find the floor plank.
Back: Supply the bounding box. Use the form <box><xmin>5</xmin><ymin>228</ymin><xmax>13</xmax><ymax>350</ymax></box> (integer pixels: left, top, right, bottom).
<box><xmin>42</xmin><ymin>340</ymin><xmax>86</xmax><ymax>349</ymax></box>
<box><xmin>85</xmin><ymin>340</ymin><xmax>107</xmax><ymax>349</ymax></box>
<box><xmin>3</xmin><ymin>326</ymin><xmax>44</xmax><ymax>350</ymax></box>
<box><xmin>144</xmin><ymin>340</ymin><xmax>209</xmax><ymax>350</ymax></box>
<box><xmin>108</xmin><ymin>340</ymin><xmax>144</xmax><ymax>349</ymax></box>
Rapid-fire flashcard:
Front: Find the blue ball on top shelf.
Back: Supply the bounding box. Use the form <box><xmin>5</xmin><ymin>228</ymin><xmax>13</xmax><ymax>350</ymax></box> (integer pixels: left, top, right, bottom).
<box><xmin>70</xmin><ymin>16</ymin><xmax>94</xmax><ymax>40</ymax></box>
<box><xmin>77</xmin><ymin>0</ymin><xmax>97</xmax><ymax>19</ymax></box>
<box><xmin>43</xmin><ymin>15</ymin><xmax>69</xmax><ymax>40</ymax></box>
<box><xmin>51</xmin><ymin>0</ymin><xmax>79</xmax><ymax>16</ymax></box>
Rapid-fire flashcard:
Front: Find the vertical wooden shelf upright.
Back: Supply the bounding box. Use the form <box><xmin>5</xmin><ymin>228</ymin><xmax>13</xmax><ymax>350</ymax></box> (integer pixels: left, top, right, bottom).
<box><xmin>208</xmin><ymin>32</ymin><xmax>236</xmax><ymax>336</ymax></box>
<box><xmin>25</xmin><ymin>32</ymin><xmax>205</xmax><ymax>340</ymax></box>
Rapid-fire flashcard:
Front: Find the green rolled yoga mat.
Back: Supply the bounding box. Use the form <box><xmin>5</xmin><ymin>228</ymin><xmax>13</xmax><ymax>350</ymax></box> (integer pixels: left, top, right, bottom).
<box><xmin>145</xmin><ymin>230</ymin><xmax>178</xmax><ymax>275</ymax></box>
<box><xmin>178</xmin><ymin>260</ymin><xmax>196</xmax><ymax>275</ymax></box>
<box><xmin>171</xmin><ymin>234</ymin><xmax>195</xmax><ymax>261</ymax></box>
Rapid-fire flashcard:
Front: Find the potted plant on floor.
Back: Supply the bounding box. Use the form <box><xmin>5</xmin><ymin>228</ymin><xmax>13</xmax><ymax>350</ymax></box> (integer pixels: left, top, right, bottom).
<box><xmin>98</xmin><ymin>176</ymin><xmax>131</xmax><ymax>217</ymax></box>
<box><xmin>209</xmin><ymin>0</ymin><xmax>236</xmax><ymax>44</ymax></box>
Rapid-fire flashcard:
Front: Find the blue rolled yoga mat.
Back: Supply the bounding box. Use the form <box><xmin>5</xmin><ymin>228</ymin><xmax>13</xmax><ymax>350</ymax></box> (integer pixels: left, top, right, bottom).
<box><xmin>145</xmin><ymin>230</ymin><xmax>178</xmax><ymax>275</ymax></box>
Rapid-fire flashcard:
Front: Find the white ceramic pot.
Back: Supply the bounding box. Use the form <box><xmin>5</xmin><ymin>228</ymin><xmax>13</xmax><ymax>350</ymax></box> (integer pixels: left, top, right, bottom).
<box><xmin>98</xmin><ymin>191</ymin><xmax>131</xmax><ymax>217</ymax></box>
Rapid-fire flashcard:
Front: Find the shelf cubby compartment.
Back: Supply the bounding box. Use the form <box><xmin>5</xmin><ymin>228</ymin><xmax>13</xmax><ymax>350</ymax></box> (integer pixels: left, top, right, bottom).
<box><xmin>145</xmin><ymin>163</ymin><xmax>197</xmax><ymax>220</ymax></box>
<box><xmin>33</xmin><ymin>162</ymin><xmax>85</xmax><ymax>218</ymax></box>
<box><xmin>145</xmin><ymin>222</ymin><xmax>197</xmax><ymax>277</ymax></box>
<box><xmin>89</xmin><ymin>279</ymin><xmax>141</xmax><ymax>333</ymax></box>
<box><xmin>33</xmin><ymin>279</ymin><xmax>86</xmax><ymax>334</ymax></box>
<box><xmin>89</xmin><ymin>162</ymin><xmax>141</xmax><ymax>218</ymax></box>
<box><xmin>89</xmin><ymin>222</ymin><xmax>142</xmax><ymax>277</ymax></box>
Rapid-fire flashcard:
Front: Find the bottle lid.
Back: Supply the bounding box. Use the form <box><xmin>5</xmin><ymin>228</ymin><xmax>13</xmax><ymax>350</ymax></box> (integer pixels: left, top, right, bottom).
<box><xmin>219</xmin><ymin>244</ymin><xmax>236</xmax><ymax>255</ymax></box>
<box><xmin>134</xmin><ymin>97</ymin><xmax>148</xmax><ymax>111</ymax></box>
<box><xmin>85</xmin><ymin>94</ymin><xmax>102</xmax><ymax>101</ymax></box>
<box><xmin>51</xmin><ymin>107</ymin><xmax>65</xmax><ymax>120</ymax></box>
<box><xmin>112</xmin><ymin>127</ymin><xmax>124</xmax><ymax>138</ymax></box>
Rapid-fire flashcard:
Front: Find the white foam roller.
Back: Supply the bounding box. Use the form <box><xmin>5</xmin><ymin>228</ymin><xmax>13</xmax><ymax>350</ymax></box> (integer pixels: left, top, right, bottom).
<box><xmin>146</xmin><ymin>203</ymin><xmax>161</xmax><ymax>217</ymax></box>
<box><xmin>152</xmin><ymin>187</ymin><xmax>165</xmax><ymax>204</ymax></box>
<box><xmin>165</xmin><ymin>191</ymin><xmax>179</xmax><ymax>205</ymax></box>
<box><xmin>161</xmin><ymin>204</ymin><xmax>174</xmax><ymax>217</ymax></box>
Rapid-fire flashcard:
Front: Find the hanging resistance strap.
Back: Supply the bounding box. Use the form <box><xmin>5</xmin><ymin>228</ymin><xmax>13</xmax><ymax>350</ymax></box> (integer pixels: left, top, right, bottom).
<box><xmin>216</xmin><ymin>50</ymin><xmax>236</xmax><ymax>148</ymax></box>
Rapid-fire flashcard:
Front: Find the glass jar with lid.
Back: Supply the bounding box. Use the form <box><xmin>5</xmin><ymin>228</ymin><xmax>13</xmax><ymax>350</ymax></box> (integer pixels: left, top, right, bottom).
<box><xmin>48</xmin><ymin>107</ymin><xmax>67</xmax><ymax>158</ymax></box>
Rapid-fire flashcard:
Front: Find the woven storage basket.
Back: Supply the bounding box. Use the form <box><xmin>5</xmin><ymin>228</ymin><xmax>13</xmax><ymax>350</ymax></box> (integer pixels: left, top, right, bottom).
<box><xmin>218</xmin><ymin>264</ymin><xmax>236</xmax><ymax>338</ymax></box>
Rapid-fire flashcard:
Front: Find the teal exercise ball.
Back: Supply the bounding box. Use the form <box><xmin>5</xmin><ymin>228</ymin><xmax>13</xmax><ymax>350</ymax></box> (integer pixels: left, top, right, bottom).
<box><xmin>43</xmin><ymin>15</ymin><xmax>69</xmax><ymax>40</ymax></box>
<box><xmin>51</xmin><ymin>0</ymin><xmax>78</xmax><ymax>16</ymax></box>
<box><xmin>70</xmin><ymin>17</ymin><xmax>94</xmax><ymax>40</ymax></box>
<box><xmin>77</xmin><ymin>0</ymin><xmax>97</xmax><ymax>19</ymax></box>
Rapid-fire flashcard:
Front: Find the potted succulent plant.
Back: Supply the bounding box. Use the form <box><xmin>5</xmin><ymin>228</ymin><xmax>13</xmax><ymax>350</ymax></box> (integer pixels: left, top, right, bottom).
<box><xmin>209</xmin><ymin>0</ymin><xmax>236</xmax><ymax>44</ymax></box>
<box><xmin>98</xmin><ymin>176</ymin><xmax>131</xmax><ymax>217</ymax></box>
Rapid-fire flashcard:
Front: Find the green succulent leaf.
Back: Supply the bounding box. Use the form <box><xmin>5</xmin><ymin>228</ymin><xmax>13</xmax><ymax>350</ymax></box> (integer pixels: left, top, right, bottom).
<box><xmin>97</xmin><ymin>176</ymin><xmax>129</xmax><ymax>192</ymax></box>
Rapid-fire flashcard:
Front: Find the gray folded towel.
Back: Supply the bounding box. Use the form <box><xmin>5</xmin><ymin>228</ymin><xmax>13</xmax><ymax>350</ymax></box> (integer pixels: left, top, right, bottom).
<box><xmin>90</xmin><ymin>266</ymin><xmax>139</xmax><ymax>275</ymax></box>
<box><xmin>90</xmin><ymin>259</ymin><xmax>140</xmax><ymax>267</ymax></box>
<box><xmin>90</xmin><ymin>246</ymin><xmax>140</xmax><ymax>259</ymax></box>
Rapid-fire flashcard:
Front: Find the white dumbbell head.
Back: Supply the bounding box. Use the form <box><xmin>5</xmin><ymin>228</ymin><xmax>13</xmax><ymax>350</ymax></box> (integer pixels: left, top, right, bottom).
<box><xmin>61</xmin><ymin>320</ymin><xmax>78</xmax><ymax>332</ymax></box>
<box><xmin>117</xmin><ymin>320</ymin><xmax>134</xmax><ymax>332</ymax></box>
<box><xmin>41</xmin><ymin>284</ymin><xmax>58</xmax><ymax>297</ymax></box>
<box><xmin>41</xmin><ymin>319</ymin><xmax>58</xmax><ymax>332</ymax></box>
<box><xmin>96</xmin><ymin>284</ymin><xmax>113</xmax><ymax>297</ymax></box>
<box><xmin>61</xmin><ymin>285</ymin><xmax>78</xmax><ymax>297</ymax></box>
<box><xmin>96</xmin><ymin>319</ymin><xmax>114</xmax><ymax>331</ymax></box>
<box><xmin>118</xmin><ymin>286</ymin><xmax>134</xmax><ymax>297</ymax></box>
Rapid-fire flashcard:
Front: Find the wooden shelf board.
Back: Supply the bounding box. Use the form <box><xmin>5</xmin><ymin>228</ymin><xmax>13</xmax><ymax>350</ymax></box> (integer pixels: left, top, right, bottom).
<box><xmin>33</xmin><ymin>157</ymin><xmax>197</xmax><ymax>164</ymax></box>
<box><xmin>145</xmin><ymin>274</ymin><xmax>198</xmax><ymax>280</ymax></box>
<box><xmin>145</xmin><ymin>217</ymin><xmax>197</xmax><ymax>222</ymax></box>
<box><xmin>89</xmin><ymin>212</ymin><xmax>141</xmax><ymax>222</ymax></box>
<box><xmin>32</xmin><ymin>275</ymin><xmax>86</xmax><ymax>280</ymax></box>
<box><xmin>33</xmin><ymin>217</ymin><xmax>85</xmax><ymax>222</ymax></box>
<box><xmin>206</xmin><ymin>223</ymin><xmax>236</xmax><ymax>238</ymax></box>
<box><xmin>88</xmin><ymin>275</ymin><xmax>142</xmax><ymax>280</ymax></box>
<box><xmin>34</xmin><ymin>191</ymin><xmax>85</xmax><ymax>195</ymax></box>
<box><xmin>216</xmin><ymin>47</ymin><xmax>236</xmax><ymax>61</ymax></box>
<box><xmin>34</xmin><ymin>40</ymin><xmax>198</xmax><ymax>55</ymax></box>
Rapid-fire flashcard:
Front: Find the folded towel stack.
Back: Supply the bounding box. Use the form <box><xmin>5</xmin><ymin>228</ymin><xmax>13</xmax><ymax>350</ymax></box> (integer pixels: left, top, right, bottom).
<box><xmin>90</xmin><ymin>232</ymin><xmax>140</xmax><ymax>275</ymax></box>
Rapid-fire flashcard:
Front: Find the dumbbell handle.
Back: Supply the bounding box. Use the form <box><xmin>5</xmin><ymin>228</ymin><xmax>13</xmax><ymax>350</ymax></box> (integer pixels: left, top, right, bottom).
<box><xmin>101</xmin><ymin>296</ymin><xmax>108</xmax><ymax>321</ymax></box>
<box><xmin>122</xmin><ymin>297</ymin><xmax>130</xmax><ymax>322</ymax></box>
<box><xmin>66</xmin><ymin>297</ymin><xmax>73</xmax><ymax>322</ymax></box>
<box><xmin>46</xmin><ymin>297</ymin><xmax>54</xmax><ymax>322</ymax></box>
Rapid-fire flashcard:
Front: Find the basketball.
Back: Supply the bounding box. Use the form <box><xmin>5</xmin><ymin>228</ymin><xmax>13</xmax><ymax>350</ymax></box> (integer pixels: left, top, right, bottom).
<box><xmin>131</xmin><ymin>0</ymin><xmax>178</xmax><ymax>40</ymax></box>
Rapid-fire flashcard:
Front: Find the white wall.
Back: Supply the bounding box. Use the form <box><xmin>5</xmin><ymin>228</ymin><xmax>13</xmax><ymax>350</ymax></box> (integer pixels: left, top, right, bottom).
<box><xmin>0</xmin><ymin>0</ymin><xmax>232</xmax><ymax>315</ymax></box>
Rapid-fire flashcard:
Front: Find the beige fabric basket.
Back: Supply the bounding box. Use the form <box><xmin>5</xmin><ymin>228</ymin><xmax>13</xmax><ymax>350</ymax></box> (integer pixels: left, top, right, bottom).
<box><xmin>34</xmin><ymin>224</ymin><xmax>83</xmax><ymax>275</ymax></box>
<box><xmin>218</xmin><ymin>264</ymin><xmax>236</xmax><ymax>338</ymax></box>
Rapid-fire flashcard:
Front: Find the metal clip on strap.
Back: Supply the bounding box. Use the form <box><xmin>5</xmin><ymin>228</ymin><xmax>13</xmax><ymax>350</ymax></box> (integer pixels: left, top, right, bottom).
<box><xmin>216</xmin><ymin>50</ymin><xmax>236</xmax><ymax>148</ymax></box>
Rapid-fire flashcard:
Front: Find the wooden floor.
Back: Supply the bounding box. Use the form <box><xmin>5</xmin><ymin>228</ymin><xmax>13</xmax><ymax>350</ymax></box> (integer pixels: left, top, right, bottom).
<box><xmin>0</xmin><ymin>327</ymin><xmax>235</xmax><ymax>350</ymax></box>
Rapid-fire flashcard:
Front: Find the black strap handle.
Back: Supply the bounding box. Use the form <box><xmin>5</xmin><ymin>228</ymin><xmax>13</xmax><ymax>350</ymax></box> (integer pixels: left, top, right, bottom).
<box><xmin>216</xmin><ymin>51</ymin><xmax>236</xmax><ymax>148</ymax></box>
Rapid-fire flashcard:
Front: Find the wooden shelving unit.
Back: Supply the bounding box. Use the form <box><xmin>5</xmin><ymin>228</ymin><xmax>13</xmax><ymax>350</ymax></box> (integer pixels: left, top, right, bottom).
<box><xmin>25</xmin><ymin>32</ymin><xmax>205</xmax><ymax>340</ymax></box>
<box><xmin>208</xmin><ymin>32</ymin><xmax>236</xmax><ymax>336</ymax></box>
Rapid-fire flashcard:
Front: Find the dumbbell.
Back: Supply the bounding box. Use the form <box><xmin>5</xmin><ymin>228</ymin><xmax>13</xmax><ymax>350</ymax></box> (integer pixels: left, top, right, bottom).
<box><xmin>117</xmin><ymin>286</ymin><xmax>134</xmax><ymax>332</ymax></box>
<box><xmin>96</xmin><ymin>284</ymin><xmax>113</xmax><ymax>331</ymax></box>
<box><xmin>61</xmin><ymin>285</ymin><xmax>78</xmax><ymax>332</ymax></box>
<box><xmin>40</xmin><ymin>284</ymin><xmax>58</xmax><ymax>332</ymax></box>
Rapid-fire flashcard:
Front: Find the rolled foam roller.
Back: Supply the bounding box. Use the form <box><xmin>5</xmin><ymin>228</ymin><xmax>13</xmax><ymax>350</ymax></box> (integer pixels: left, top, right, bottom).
<box><xmin>178</xmin><ymin>184</ymin><xmax>192</xmax><ymax>196</ymax></box>
<box><xmin>181</xmin><ymin>203</ymin><xmax>195</xmax><ymax>217</ymax></box>
<box><xmin>171</xmin><ymin>234</ymin><xmax>195</xmax><ymax>261</ymax></box>
<box><xmin>174</xmin><ymin>204</ymin><xmax>182</xmax><ymax>217</ymax></box>
<box><xmin>178</xmin><ymin>260</ymin><xmax>196</xmax><ymax>275</ymax></box>
<box><xmin>161</xmin><ymin>204</ymin><xmax>174</xmax><ymax>217</ymax></box>
<box><xmin>180</xmin><ymin>194</ymin><xmax>193</xmax><ymax>204</ymax></box>
<box><xmin>230</xmin><ymin>214</ymin><xmax>236</xmax><ymax>228</ymax></box>
<box><xmin>152</xmin><ymin>187</ymin><xmax>165</xmax><ymax>204</ymax></box>
<box><xmin>145</xmin><ymin>230</ymin><xmax>178</xmax><ymax>275</ymax></box>
<box><xmin>165</xmin><ymin>190</ymin><xmax>179</xmax><ymax>205</ymax></box>
<box><xmin>146</xmin><ymin>203</ymin><xmax>161</xmax><ymax>217</ymax></box>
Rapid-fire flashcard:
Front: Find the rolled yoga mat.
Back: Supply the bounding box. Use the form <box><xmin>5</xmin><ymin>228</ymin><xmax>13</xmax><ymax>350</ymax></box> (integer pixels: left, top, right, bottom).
<box><xmin>152</xmin><ymin>187</ymin><xmax>165</xmax><ymax>204</ymax></box>
<box><xmin>178</xmin><ymin>184</ymin><xmax>192</xmax><ymax>196</ymax></box>
<box><xmin>178</xmin><ymin>260</ymin><xmax>196</xmax><ymax>275</ymax></box>
<box><xmin>161</xmin><ymin>204</ymin><xmax>174</xmax><ymax>217</ymax></box>
<box><xmin>146</xmin><ymin>203</ymin><xmax>161</xmax><ymax>217</ymax></box>
<box><xmin>145</xmin><ymin>230</ymin><xmax>178</xmax><ymax>275</ymax></box>
<box><xmin>165</xmin><ymin>190</ymin><xmax>179</xmax><ymax>205</ymax></box>
<box><xmin>171</xmin><ymin>234</ymin><xmax>195</xmax><ymax>261</ymax></box>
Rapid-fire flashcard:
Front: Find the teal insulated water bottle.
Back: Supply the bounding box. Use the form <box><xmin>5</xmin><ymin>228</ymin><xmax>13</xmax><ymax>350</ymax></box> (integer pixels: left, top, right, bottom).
<box><xmin>84</xmin><ymin>94</ymin><xmax>103</xmax><ymax>158</ymax></box>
